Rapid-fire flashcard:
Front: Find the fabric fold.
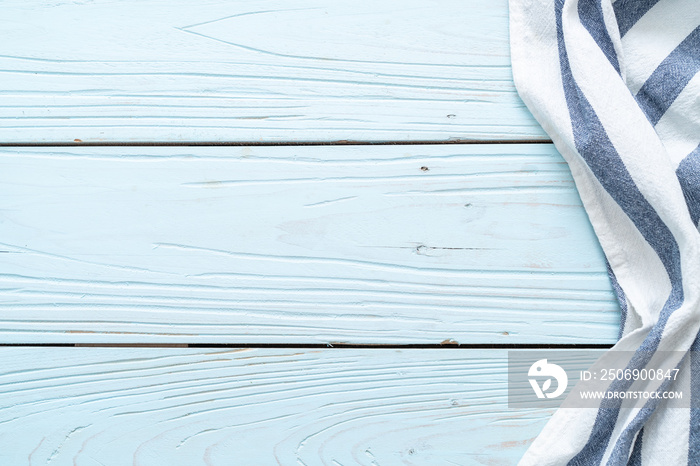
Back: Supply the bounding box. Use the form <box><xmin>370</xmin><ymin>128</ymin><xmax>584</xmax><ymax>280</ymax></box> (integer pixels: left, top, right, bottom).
<box><xmin>509</xmin><ymin>0</ymin><xmax>700</xmax><ymax>463</ymax></box>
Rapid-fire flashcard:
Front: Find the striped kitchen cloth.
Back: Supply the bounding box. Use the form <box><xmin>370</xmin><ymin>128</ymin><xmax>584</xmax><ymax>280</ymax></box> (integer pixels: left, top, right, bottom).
<box><xmin>509</xmin><ymin>0</ymin><xmax>700</xmax><ymax>464</ymax></box>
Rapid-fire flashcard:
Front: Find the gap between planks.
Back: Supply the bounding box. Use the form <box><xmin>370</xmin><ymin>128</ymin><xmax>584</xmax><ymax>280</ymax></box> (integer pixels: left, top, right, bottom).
<box><xmin>0</xmin><ymin>139</ymin><xmax>552</xmax><ymax>148</ymax></box>
<box><xmin>0</xmin><ymin>343</ymin><xmax>614</xmax><ymax>349</ymax></box>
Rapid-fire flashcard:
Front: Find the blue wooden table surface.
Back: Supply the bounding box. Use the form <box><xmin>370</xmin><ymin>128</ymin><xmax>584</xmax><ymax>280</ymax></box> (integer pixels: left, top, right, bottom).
<box><xmin>0</xmin><ymin>1</ymin><xmax>617</xmax><ymax>464</ymax></box>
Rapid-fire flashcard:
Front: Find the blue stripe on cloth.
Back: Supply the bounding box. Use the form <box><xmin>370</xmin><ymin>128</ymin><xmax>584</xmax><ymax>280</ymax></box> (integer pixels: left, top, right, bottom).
<box><xmin>554</xmin><ymin>0</ymin><xmax>686</xmax><ymax>463</ymax></box>
<box><xmin>689</xmin><ymin>338</ymin><xmax>700</xmax><ymax>464</ymax></box>
<box><xmin>627</xmin><ymin>427</ymin><xmax>643</xmax><ymax>466</ymax></box>
<box><xmin>612</xmin><ymin>0</ymin><xmax>662</xmax><ymax>37</ymax></box>
<box><xmin>635</xmin><ymin>26</ymin><xmax>700</xmax><ymax>125</ymax></box>
<box><xmin>606</xmin><ymin>364</ymin><xmax>685</xmax><ymax>464</ymax></box>
<box><xmin>555</xmin><ymin>0</ymin><xmax>682</xmax><ymax>285</ymax></box>
<box><xmin>676</xmin><ymin>144</ymin><xmax>700</xmax><ymax>226</ymax></box>
<box><xmin>606</xmin><ymin>261</ymin><xmax>628</xmax><ymax>339</ymax></box>
<box><xmin>579</xmin><ymin>0</ymin><xmax>621</xmax><ymax>74</ymax></box>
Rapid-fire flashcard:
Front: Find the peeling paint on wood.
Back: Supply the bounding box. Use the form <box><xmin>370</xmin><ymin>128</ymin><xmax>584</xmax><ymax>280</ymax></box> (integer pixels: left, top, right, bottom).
<box><xmin>0</xmin><ymin>348</ymin><xmax>552</xmax><ymax>465</ymax></box>
<box><xmin>0</xmin><ymin>0</ymin><xmax>605</xmax><ymax>459</ymax></box>
<box><xmin>0</xmin><ymin>144</ymin><xmax>619</xmax><ymax>344</ymax></box>
<box><xmin>0</xmin><ymin>0</ymin><xmax>546</xmax><ymax>143</ymax></box>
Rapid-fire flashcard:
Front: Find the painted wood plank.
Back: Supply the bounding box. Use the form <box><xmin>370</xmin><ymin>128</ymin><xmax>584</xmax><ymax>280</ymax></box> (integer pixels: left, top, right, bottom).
<box><xmin>0</xmin><ymin>347</ymin><xmax>550</xmax><ymax>465</ymax></box>
<box><xmin>0</xmin><ymin>0</ymin><xmax>546</xmax><ymax>143</ymax></box>
<box><xmin>0</xmin><ymin>144</ymin><xmax>619</xmax><ymax>344</ymax></box>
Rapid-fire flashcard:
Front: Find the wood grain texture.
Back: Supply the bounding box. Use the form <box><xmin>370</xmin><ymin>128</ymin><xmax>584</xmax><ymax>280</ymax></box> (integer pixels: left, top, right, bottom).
<box><xmin>0</xmin><ymin>347</ymin><xmax>551</xmax><ymax>465</ymax></box>
<box><xmin>0</xmin><ymin>0</ymin><xmax>546</xmax><ymax>143</ymax></box>
<box><xmin>0</xmin><ymin>144</ymin><xmax>619</xmax><ymax>344</ymax></box>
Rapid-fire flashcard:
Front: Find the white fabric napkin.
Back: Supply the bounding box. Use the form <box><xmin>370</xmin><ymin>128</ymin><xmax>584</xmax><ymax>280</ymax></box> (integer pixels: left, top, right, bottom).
<box><xmin>509</xmin><ymin>0</ymin><xmax>700</xmax><ymax>463</ymax></box>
